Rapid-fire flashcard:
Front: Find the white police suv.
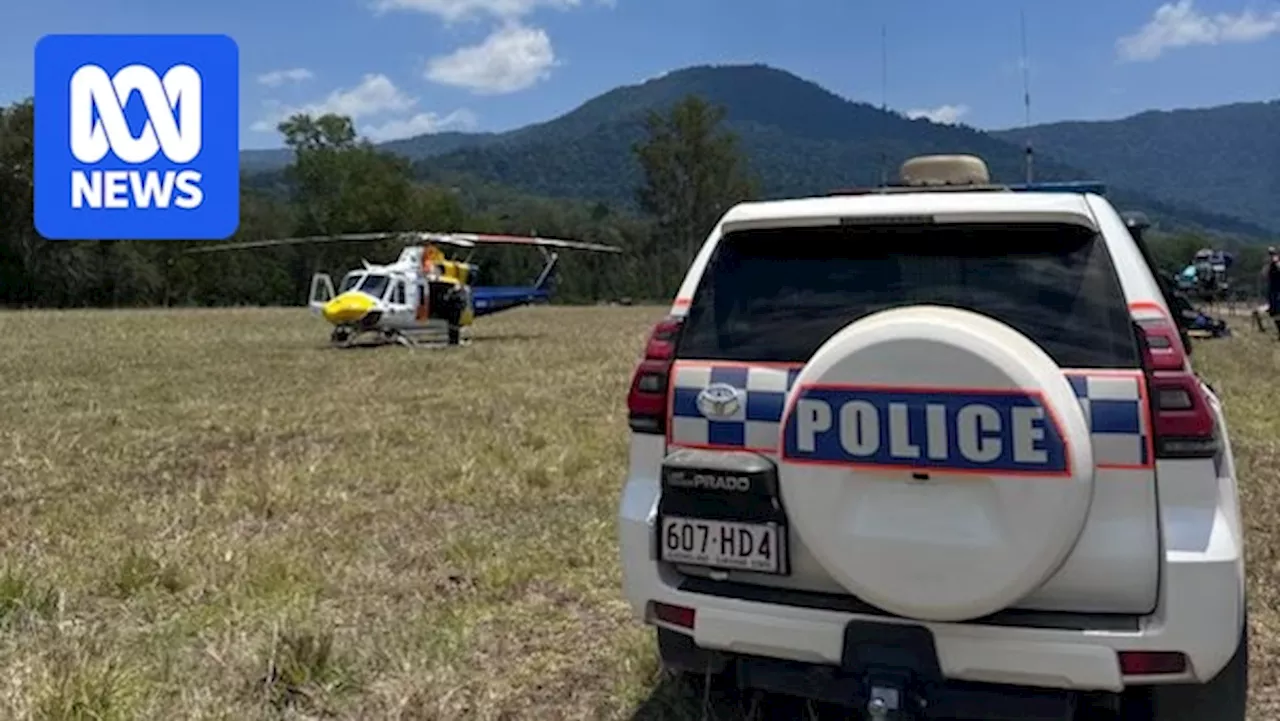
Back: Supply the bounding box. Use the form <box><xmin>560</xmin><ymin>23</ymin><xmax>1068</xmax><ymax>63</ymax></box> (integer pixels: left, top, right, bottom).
<box><xmin>618</xmin><ymin>155</ymin><xmax>1248</xmax><ymax>720</ymax></box>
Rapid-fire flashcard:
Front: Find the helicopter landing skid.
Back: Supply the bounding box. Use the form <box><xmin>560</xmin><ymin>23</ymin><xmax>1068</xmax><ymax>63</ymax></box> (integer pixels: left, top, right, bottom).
<box><xmin>327</xmin><ymin>326</ymin><xmax>470</xmax><ymax>349</ymax></box>
<box><xmin>328</xmin><ymin>326</ymin><xmax>397</xmax><ymax>349</ymax></box>
<box><xmin>329</xmin><ymin>326</ymin><xmax>358</xmax><ymax>347</ymax></box>
<box><xmin>398</xmin><ymin>328</ymin><xmax>470</xmax><ymax>349</ymax></box>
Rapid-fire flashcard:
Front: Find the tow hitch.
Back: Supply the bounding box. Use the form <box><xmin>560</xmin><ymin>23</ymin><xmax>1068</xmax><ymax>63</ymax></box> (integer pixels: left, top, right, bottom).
<box><xmin>733</xmin><ymin>620</ymin><xmax>1076</xmax><ymax>719</ymax></box>
<box><xmin>864</xmin><ymin>670</ymin><xmax>920</xmax><ymax>720</ymax></box>
<box><xmin>845</xmin><ymin>623</ymin><xmax>935</xmax><ymax>720</ymax></box>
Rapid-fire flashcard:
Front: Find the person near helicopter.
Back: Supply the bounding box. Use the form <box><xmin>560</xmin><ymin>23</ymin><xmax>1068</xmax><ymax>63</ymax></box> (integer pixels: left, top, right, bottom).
<box><xmin>418</xmin><ymin>243</ymin><xmax>467</xmax><ymax>345</ymax></box>
<box><xmin>1261</xmin><ymin>247</ymin><xmax>1280</xmax><ymax>338</ymax></box>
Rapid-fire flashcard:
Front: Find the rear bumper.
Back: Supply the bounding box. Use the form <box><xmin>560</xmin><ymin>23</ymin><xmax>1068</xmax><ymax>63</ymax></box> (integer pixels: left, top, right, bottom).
<box><xmin>658</xmin><ymin>627</ymin><xmax>1090</xmax><ymax>721</ymax></box>
<box><xmin>619</xmin><ymin>472</ymin><xmax>1245</xmax><ymax>693</ymax></box>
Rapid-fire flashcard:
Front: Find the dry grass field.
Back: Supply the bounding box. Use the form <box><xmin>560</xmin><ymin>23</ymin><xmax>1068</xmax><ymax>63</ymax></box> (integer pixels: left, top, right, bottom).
<box><xmin>0</xmin><ymin>305</ymin><xmax>1277</xmax><ymax>720</ymax></box>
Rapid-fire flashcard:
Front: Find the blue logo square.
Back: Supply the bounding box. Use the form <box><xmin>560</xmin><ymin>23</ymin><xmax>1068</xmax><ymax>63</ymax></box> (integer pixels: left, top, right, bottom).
<box><xmin>34</xmin><ymin>34</ymin><xmax>240</xmax><ymax>240</ymax></box>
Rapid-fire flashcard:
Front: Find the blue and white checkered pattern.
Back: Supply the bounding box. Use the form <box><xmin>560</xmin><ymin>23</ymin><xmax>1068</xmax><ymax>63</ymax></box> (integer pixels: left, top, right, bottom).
<box><xmin>1066</xmin><ymin>372</ymin><xmax>1151</xmax><ymax>467</ymax></box>
<box><xmin>667</xmin><ymin>362</ymin><xmax>1152</xmax><ymax>468</ymax></box>
<box><xmin>669</xmin><ymin>363</ymin><xmax>800</xmax><ymax>451</ymax></box>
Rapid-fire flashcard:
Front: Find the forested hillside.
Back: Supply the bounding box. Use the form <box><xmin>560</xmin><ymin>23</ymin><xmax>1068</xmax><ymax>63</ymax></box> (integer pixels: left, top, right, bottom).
<box><xmin>993</xmin><ymin>100</ymin><xmax>1280</xmax><ymax>232</ymax></box>
<box><xmin>243</xmin><ymin>64</ymin><xmax>1276</xmax><ymax>238</ymax></box>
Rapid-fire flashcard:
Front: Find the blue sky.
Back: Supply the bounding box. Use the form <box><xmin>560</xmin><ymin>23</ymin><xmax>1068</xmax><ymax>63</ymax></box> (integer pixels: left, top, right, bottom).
<box><xmin>3</xmin><ymin>0</ymin><xmax>1277</xmax><ymax>149</ymax></box>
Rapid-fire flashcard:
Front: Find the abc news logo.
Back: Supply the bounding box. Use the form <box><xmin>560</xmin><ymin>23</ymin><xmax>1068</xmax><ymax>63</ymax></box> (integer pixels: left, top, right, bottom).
<box><xmin>69</xmin><ymin>63</ymin><xmax>203</xmax><ymax>210</ymax></box>
<box><xmin>34</xmin><ymin>34</ymin><xmax>238</xmax><ymax>240</ymax></box>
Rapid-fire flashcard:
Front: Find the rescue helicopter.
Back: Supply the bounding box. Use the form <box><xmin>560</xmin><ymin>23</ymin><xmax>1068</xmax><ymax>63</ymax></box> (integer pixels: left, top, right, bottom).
<box><xmin>183</xmin><ymin>230</ymin><xmax>623</xmax><ymax>347</ymax></box>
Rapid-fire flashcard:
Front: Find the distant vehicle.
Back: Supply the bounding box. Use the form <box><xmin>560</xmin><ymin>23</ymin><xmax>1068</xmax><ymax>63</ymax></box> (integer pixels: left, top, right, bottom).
<box><xmin>185</xmin><ymin>231</ymin><xmax>622</xmax><ymax>347</ymax></box>
<box><xmin>618</xmin><ymin>154</ymin><xmax>1247</xmax><ymax>720</ymax></box>
<box><xmin>1176</xmin><ymin>247</ymin><xmax>1234</xmax><ymax>303</ymax></box>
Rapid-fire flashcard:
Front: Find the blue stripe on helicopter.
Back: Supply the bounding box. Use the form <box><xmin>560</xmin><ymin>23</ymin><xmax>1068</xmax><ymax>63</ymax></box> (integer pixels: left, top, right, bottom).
<box><xmin>470</xmin><ymin>286</ymin><xmax>550</xmax><ymax>316</ymax></box>
<box><xmin>781</xmin><ymin>386</ymin><xmax>1070</xmax><ymax>475</ymax></box>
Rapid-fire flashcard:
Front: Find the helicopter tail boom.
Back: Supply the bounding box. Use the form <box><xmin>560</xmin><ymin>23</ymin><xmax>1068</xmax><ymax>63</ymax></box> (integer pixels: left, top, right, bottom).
<box><xmin>470</xmin><ymin>286</ymin><xmax>550</xmax><ymax>317</ymax></box>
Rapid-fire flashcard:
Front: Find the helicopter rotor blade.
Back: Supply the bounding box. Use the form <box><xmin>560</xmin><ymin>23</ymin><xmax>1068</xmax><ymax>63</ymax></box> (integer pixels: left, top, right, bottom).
<box><xmin>409</xmin><ymin>232</ymin><xmax>476</xmax><ymax>248</ymax></box>
<box><xmin>181</xmin><ymin>232</ymin><xmax>408</xmax><ymax>254</ymax></box>
<box><xmin>444</xmin><ymin>232</ymin><xmax>623</xmax><ymax>253</ymax></box>
<box><xmin>181</xmin><ymin>230</ymin><xmax>621</xmax><ymax>254</ymax></box>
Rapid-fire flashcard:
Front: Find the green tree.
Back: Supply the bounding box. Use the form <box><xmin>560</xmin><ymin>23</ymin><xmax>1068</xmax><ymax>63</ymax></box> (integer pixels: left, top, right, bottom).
<box><xmin>633</xmin><ymin>94</ymin><xmax>758</xmax><ymax>294</ymax></box>
<box><xmin>269</xmin><ymin>113</ymin><xmax>422</xmax><ymax>297</ymax></box>
<box><xmin>0</xmin><ymin>98</ymin><xmax>111</xmax><ymax>306</ymax></box>
<box><xmin>0</xmin><ymin>99</ymin><xmax>37</xmax><ymax>304</ymax></box>
<box><xmin>277</xmin><ymin>113</ymin><xmax>416</xmax><ymax>236</ymax></box>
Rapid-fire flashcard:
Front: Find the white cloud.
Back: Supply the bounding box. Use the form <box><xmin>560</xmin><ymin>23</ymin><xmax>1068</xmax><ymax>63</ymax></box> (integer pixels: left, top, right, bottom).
<box><xmin>254</xmin><ymin>74</ymin><xmax>415</xmax><ymax>131</ymax></box>
<box><xmin>425</xmin><ymin>22</ymin><xmax>557</xmax><ymax>94</ymax></box>
<box><xmin>252</xmin><ymin>73</ymin><xmax>476</xmax><ymax>142</ymax></box>
<box><xmin>905</xmin><ymin>104</ymin><xmax>970</xmax><ymax>125</ymax></box>
<box><xmin>1117</xmin><ymin>0</ymin><xmax>1280</xmax><ymax>61</ymax></box>
<box><xmin>363</xmin><ymin>109</ymin><xmax>479</xmax><ymax>141</ymax></box>
<box><xmin>370</xmin><ymin>0</ymin><xmax>607</xmax><ymax>22</ymax></box>
<box><xmin>257</xmin><ymin>68</ymin><xmax>314</xmax><ymax>87</ymax></box>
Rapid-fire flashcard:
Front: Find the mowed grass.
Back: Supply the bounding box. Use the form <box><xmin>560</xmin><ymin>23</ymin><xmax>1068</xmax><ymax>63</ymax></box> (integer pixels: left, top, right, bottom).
<box><xmin>0</xmin><ymin>305</ymin><xmax>1276</xmax><ymax>720</ymax></box>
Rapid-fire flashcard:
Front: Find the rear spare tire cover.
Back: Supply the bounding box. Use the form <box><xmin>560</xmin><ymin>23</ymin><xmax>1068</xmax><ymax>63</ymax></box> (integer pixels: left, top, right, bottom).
<box><xmin>778</xmin><ymin>306</ymin><xmax>1094</xmax><ymax>622</ymax></box>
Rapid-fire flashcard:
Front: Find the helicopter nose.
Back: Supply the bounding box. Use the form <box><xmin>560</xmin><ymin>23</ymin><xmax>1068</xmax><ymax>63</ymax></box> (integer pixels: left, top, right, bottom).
<box><xmin>322</xmin><ymin>293</ymin><xmax>374</xmax><ymax>325</ymax></box>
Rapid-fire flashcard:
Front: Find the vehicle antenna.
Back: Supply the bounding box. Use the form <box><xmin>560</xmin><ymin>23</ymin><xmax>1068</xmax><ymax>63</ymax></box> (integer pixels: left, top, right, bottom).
<box><xmin>879</xmin><ymin>23</ymin><xmax>889</xmax><ymax>187</ymax></box>
<box><xmin>1021</xmin><ymin>8</ymin><xmax>1034</xmax><ymax>184</ymax></box>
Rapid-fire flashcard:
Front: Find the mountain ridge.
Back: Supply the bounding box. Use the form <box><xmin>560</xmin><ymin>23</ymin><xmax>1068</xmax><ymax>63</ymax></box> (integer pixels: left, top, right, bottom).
<box><xmin>240</xmin><ymin>64</ymin><xmax>1276</xmax><ymax>239</ymax></box>
<box><xmin>991</xmin><ymin>99</ymin><xmax>1280</xmax><ymax>231</ymax></box>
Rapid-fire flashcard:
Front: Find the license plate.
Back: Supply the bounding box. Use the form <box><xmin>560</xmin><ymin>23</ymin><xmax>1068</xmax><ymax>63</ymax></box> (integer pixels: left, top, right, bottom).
<box><xmin>659</xmin><ymin>516</ymin><xmax>783</xmax><ymax>573</ymax></box>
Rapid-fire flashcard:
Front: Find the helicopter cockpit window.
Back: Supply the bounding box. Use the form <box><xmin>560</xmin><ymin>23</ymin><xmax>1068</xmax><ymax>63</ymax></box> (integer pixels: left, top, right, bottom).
<box><xmin>339</xmin><ymin>273</ymin><xmax>362</xmax><ymax>294</ymax></box>
<box><xmin>389</xmin><ymin>280</ymin><xmax>405</xmax><ymax>305</ymax></box>
<box><xmin>358</xmin><ymin>274</ymin><xmax>390</xmax><ymax>299</ymax></box>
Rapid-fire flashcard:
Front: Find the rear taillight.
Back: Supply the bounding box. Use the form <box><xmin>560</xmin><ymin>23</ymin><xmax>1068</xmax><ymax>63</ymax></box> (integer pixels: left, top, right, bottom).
<box><xmin>1136</xmin><ymin>318</ymin><xmax>1219</xmax><ymax>459</ymax></box>
<box><xmin>627</xmin><ymin>315</ymin><xmax>684</xmax><ymax>434</ymax></box>
<box><xmin>1136</xmin><ymin>317</ymin><xmax>1184</xmax><ymax>371</ymax></box>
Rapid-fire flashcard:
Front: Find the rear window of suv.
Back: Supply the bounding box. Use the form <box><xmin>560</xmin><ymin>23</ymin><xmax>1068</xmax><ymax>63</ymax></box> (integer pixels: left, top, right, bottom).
<box><xmin>676</xmin><ymin>222</ymin><xmax>1141</xmax><ymax>369</ymax></box>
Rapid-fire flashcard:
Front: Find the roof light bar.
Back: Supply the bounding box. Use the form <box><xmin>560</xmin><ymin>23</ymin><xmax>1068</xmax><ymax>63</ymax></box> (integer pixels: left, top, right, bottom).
<box><xmin>1007</xmin><ymin>181</ymin><xmax>1107</xmax><ymax>196</ymax></box>
<box><xmin>827</xmin><ymin>180</ymin><xmax>1108</xmax><ymax>197</ymax></box>
<box><xmin>840</xmin><ymin>214</ymin><xmax>936</xmax><ymax>225</ymax></box>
